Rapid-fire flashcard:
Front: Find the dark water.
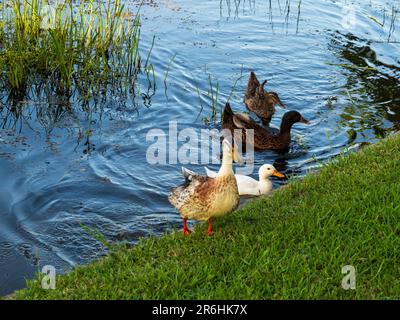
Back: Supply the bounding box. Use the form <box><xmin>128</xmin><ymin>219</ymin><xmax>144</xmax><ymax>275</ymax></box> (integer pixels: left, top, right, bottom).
<box><xmin>0</xmin><ymin>0</ymin><xmax>399</xmax><ymax>295</ymax></box>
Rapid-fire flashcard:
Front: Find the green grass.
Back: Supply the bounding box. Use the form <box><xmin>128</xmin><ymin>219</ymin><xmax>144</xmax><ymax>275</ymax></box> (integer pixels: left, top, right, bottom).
<box><xmin>16</xmin><ymin>134</ymin><xmax>400</xmax><ymax>299</ymax></box>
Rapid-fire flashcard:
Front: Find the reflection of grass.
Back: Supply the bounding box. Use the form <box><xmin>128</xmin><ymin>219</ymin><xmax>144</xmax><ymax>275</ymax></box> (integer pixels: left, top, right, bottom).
<box><xmin>363</xmin><ymin>6</ymin><xmax>398</xmax><ymax>42</ymax></box>
<box><xmin>326</xmin><ymin>62</ymin><xmax>376</xmax><ymax>72</ymax></box>
<box><xmin>219</xmin><ymin>0</ymin><xmax>303</xmax><ymax>34</ymax></box>
<box><xmin>16</xmin><ymin>134</ymin><xmax>400</xmax><ymax>299</ymax></box>
<box><xmin>328</xmin><ymin>31</ymin><xmax>400</xmax><ymax>140</ymax></box>
<box><xmin>0</xmin><ymin>0</ymin><xmax>142</xmax><ymax>101</ymax></box>
<box><xmin>387</xmin><ymin>6</ymin><xmax>398</xmax><ymax>42</ymax></box>
<box><xmin>296</xmin><ymin>0</ymin><xmax>302</xmax><ymax>33</ymax></box>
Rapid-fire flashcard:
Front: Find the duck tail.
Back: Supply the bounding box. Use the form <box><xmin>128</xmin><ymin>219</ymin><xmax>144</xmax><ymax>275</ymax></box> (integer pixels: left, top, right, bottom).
<box><xmin>249</xmin><ymin>71</ymin><xmax>257</xmax><ymax>82</ymax></box>
<box><xmin>222</xmin><ymin>102</ymin><xmax>234</xmax><ymax>126</ymax></box>
<box><xmin>168</xmin><ymin>185</ymin><xmax>185</xmax><ymax>207</ymax></box>
<box><xmin>224</xmin><ymin>102</ymin><xmax>234</xmax><ymax>116</ymax></box>
<box><xmin>168</xmin><ymin>187</ymin><xmax>179</xmax><ymax>206</ymax></box>
<box><xmin>246</xmin><ymin>71</ymin><xmax>260</xmax><ymax>96</ymax></box>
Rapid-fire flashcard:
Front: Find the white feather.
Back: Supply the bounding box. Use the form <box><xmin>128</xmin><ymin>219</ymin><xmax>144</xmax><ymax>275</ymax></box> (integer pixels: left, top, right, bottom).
<box><xmin>204</xmin><ymin>164</ymin><xmax>279</xmax><ymax>196</ymax></box>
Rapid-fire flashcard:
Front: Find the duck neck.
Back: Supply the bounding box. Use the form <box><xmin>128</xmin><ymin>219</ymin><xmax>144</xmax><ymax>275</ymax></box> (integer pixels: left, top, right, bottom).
<box><xmin>280</xmin><ymin>120</ymin><xmax>294</xmax><ymax>135</ymax></box>
<box><xmin>259</xmin><ymin>176</ymin><xmax>273</xmax><ymax>193</ymax></box>
<box><xmin>218</xmin><ymin>154</ymin><xmax>234</xmax><ymax>177</ymax></box>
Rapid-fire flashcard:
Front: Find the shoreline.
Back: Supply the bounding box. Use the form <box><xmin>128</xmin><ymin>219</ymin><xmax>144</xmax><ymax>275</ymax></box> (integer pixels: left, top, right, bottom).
<box><xmin>8</xmin><ymin>133</ymin><xmax>400</xmax><ymax>299</ymax></box>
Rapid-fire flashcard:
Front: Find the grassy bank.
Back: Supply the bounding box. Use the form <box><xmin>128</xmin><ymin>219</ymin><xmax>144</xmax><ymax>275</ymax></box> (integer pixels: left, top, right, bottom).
<box><xmin>16</xmin><ymin>134</ymin><xmax>400</xmax><ymax>299</ymax></box>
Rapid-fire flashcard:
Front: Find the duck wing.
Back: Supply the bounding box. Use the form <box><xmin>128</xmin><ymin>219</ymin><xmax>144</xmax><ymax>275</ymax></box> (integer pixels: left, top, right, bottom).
<box><xmin>234</xmin><ymin>174</ymin><xmax>261</xmax><ymax>196</ymax></box>
<box><xmin>231</xmin><ymin>113</ymin><xmax>285</xmax><ymax>150</ymax></box>
<box><xmin>264</xmin><ymin>126</ymin><xmax>280</xmax><ymax>135</ymax></box>
<box><xmin>234</xmin><ymin>113</ymin><xmax>279</xmax><ymax>136</ymax></box>
<box><xmin>181</xmin><ymin>167</ymin><xmax>199</xmax><ymax>180</ymax></box>
<box><xmin>168</xmin><ymin>167</ymin><xmax>213</xmax><ymax>210</ymax></box>
<box><xmin>180</xmin><ymin>167</ymin><xmax>211</xmax><ymax>189</ymax></box>
<box><xmin>205</xmin><ymin>167</ymin><xmax>262</xmax><ymax>196</ymax></box>
<box><xmin>232</xmin><ymin>113</ymin><xmax>259</xmax><ymax>128</ymax></box>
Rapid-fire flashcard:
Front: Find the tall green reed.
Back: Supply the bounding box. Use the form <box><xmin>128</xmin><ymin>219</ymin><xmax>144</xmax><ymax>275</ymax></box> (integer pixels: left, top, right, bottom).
<box><xmin>0</xmin><ymin>0</ymin><xmax>143</xmax><ymax>101</ymax></box>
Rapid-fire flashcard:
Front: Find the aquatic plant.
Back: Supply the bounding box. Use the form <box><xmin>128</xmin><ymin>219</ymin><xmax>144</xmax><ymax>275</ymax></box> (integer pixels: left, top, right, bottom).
<box><xmin>195</xmin><ymin>66</ymin><xmax>244</xmax><ymax>124</ymax></box>
<box><xmin>0</xmin><ymin>0</ymin><xmax>142</xmax><ymax>101</ymax></box>
<box><xmin>207</xmin><ymin>73</ymin><xmax>219</xmax><ymax>122</ymax></box>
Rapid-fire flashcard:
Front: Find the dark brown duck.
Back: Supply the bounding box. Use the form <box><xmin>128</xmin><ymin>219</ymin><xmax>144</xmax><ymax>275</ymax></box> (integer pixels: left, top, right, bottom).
<box><xmin>222</xmin><ymin>103</ymin><xmax>309</xmax><ymax>151</ymax></box>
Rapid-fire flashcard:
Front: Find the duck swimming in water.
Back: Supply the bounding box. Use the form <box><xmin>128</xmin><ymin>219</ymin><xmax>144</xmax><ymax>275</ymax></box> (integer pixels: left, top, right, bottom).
<box><xmin>168</xmin><ymin>139</ymin><xmax>241</xmax><ymax>236</ymax></box>
<box><xmin>204</xmin><ymin>164</ymin><xmax>285</xmax><ymax>196</ymax></box>
<box><xmin>222</xmin><ymin>102</ymin><xmax>309</xmax><ymax>151</ymax></box>
<box><xmin>244</xmin><ymin>71</ymin><xmax>285</xmax><ymax>126</ymax></box>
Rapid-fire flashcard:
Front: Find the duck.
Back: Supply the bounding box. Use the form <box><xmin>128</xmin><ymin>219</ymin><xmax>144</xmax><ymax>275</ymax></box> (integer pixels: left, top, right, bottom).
<box><xmin>222</xmin><ymin>102</ymin><xmax>309</xmax><ymax>151</ymax></box>
<box><xmin>204</xmin><ymin>164</ymin><xmax>285</xmax><ymax>196</ymax></box>
<box><xmin>244</xmin><ymin>71</ymin><xmax>285</xmax><ymax>126</ymax></box>
<box><xmin>168</xmin><ymin>139</ymin><xmax>241</xmax><ymax>236</ymax></box>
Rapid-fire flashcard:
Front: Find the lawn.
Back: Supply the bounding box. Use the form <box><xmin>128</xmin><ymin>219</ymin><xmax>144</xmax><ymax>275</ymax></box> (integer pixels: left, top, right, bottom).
<box><xmin>15</xmin><ymin>134</ymin><xmax>400</xmax><ymax>299</ymax></box>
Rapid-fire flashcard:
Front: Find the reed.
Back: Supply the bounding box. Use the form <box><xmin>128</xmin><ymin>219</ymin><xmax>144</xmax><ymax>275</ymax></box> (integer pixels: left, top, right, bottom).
<box><xmin>207</xmin><ymin>73</ymin><xmax>219</xmax><ymax>122</ymax></box>
<box><xmin>0</xmin><ymin>0</ymin><xmax>142</xmax><ymax>101</ymax></box>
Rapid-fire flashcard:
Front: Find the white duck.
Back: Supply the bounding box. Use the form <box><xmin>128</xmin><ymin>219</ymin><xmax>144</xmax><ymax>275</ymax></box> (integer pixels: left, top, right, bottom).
<box><xmin>204</xmin><ymin>164</ymin><xmax>284</xmax><ymax>196</ymax></box>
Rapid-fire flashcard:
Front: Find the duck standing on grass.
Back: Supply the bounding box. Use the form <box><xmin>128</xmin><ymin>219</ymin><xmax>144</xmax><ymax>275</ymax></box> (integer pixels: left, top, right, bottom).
<box><xmin>204</xmin><ymin>164</ymin><xmax>285</xmax><ymax>196</ymax></box>
<box><xmin>168</xmin><ymin>139</ymin><xmax>242</xmax><ymax>236</ymax></box>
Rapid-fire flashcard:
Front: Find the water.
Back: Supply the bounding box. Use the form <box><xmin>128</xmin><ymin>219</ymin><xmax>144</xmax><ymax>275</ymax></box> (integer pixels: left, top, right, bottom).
<box><xmin>0</xmin><ymin>0</ymin><xmax>399</xmax><ymax>295</ymax></box>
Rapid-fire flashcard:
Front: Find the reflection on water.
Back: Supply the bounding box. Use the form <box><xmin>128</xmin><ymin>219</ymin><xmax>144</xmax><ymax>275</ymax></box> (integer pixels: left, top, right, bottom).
<box><xmin>220</xmin><ymin>0</ymin><xmax>257</xmax><ymax>18</ymax></box>
<box><xmin>329</xmin><ymin>31</ymin><xmax>400</xmax><ymax>141</ymax></box>
<box><xmin>0</xmin><ymin>0</ymin><xmax>399</xmax><ymax>295</ymax></box>
<box><xmin>219</xmin><ymin>0</ymin><xmax>303</xmax><ymax>34</ymax></box>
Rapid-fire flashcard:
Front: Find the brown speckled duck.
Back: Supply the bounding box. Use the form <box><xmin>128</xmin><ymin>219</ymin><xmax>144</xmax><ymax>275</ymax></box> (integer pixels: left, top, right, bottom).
<box><xmin>244</xmin><ymin>71</ymin><xmax>285</xmax><ymax>126</ymax></box>
<box><xmin>222</xmin><ymin>103</ymin><xmax>309</xmax><ymax>151</ymax></box>
<box><xmin>168</xmin><ymin>139</ymin><xmax>241</xmax><ymax>236</ymax></box>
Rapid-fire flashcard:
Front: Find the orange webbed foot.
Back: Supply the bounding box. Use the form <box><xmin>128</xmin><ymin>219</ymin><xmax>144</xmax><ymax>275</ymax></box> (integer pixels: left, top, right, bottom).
<box><xmin>207</xmin><ymin>218</ymin><xmax>213</xmax><ymax>236</ymax></box>
<box><xmin>182</xmin><ymin>217</ymin><xmax>191</xmax><ymax>236</ymax></box>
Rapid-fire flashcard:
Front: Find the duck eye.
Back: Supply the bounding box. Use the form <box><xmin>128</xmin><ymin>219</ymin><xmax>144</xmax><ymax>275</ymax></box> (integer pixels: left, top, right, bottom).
<box><xmin>267</xmin><ymin>168</ymin><xmax>271</xmax><ymax>170</ymax></box>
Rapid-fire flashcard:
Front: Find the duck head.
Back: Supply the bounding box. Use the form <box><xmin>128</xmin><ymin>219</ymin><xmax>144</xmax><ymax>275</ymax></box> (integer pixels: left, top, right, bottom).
<box><xmin>258</xmin><ymin>90</ymin><xmax>286</xmax><ymax>125</ymax></box>
<box><xmin>265</xmin><ymin>91</ymin><xmax>285</xmax><ymax>109</ymax></box>
<box><xmin>280</xmin><ymin>111</ymin><xmax>309</xmax><ymax>133</ymax></box>
<box><xmin>258</xmin><ymin>164</ymin><xmax>285</xmax><ymax>181</ymax></box>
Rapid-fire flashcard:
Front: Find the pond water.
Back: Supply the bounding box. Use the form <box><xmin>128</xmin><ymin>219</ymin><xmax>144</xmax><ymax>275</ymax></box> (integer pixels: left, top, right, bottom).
<box><xmin>0</xmin><ymin>0</ymin><xmax>399</xmax><ymax>295</ymax></box>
